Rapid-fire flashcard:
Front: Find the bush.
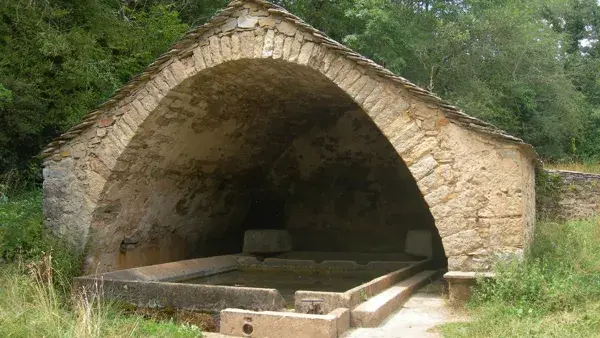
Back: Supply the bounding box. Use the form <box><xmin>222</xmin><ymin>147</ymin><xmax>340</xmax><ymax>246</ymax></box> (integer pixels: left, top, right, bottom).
<box><xmin>472</xmin><ymin>219</ymin><xmax>600</xmax><ymax>314</ymax></box>
<box><xmin>0</xmin><ymin>189</ymin><xmax>81</xmax><ymax>288</ymax></box>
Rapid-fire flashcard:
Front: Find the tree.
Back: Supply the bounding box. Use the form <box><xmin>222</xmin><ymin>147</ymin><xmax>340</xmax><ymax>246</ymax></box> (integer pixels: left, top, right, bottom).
<box><xmin>0</xmin><ymin>0</ymin><xmax>188</xmax><ymax>178</ymax></box>
<box><xmin>343</xmin><ymin>0</ymin><xmax>587</xmax><ymax>159</ymax></box>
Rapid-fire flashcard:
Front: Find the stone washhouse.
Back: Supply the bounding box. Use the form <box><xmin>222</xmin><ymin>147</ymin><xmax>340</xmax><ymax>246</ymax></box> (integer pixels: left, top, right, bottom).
<box><xmin>41</xmin><ymin>0</ymin><xmax>538</xmax><ymax>275</ymax></box>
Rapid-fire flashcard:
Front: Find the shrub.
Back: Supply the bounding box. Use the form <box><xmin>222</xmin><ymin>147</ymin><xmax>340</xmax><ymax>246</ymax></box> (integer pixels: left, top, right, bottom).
<box><xmin>0</xmin><ymin>189</ymin><xmax>81</xmax><ymax>288</ymax></box>
<box><xmin>441</xmin><ymin>218</ymin><xmax>600</xmax><ymax>337</ymax></box>
<box><xmin>472</xmin><ymin>219</ymin><xmax>600</xmax><ymax>314</ymax></box>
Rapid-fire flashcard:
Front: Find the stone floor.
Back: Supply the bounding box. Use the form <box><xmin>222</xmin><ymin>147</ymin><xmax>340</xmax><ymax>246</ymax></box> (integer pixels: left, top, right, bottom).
<box><xmin>342</xmin><ymin>281</ymin><xmax>469</xmax><ymax>338</ymax></box>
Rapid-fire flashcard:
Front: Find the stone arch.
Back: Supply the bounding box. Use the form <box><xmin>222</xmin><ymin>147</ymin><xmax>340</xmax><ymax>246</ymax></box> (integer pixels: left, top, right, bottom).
<box><xmin>42</xmin><ymin>0</ymin><xmax>537</xmax><ymax>273</ymax></box>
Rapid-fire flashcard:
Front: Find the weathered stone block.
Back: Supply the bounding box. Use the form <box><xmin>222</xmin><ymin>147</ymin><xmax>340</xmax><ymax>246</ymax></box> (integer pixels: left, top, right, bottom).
<box><xmin>220</xmin><ymin>309</ymin><xmax>339</xmax><ymax>338</ymax></box>
<box><xmin>277</xmin><ymin>20</ymin><xmax>298</xmax><ymax>36</ymax></box>
<box><xmin>405</xmin><ymin>230</ymin><xmax>433</xmax><ymax>258</ymax></box>
<box><xmin>443</xmin><ymin>229</ymin><xmax>483</xmax><ymax>257</ymax></box>
<box><xmin>486</xmin><ymin>218</ymin><xmax>524</xmax><ymax>247</ymax></box>
<box><xmin>297</xmin><ymin>42</ymin><xmax>314</xmax><ymax>64</ymax></box>
<box><xmin>221</xmin><ymin>18</ymin><xmax>238</xmax><ymax>32</ymax></box>
<box><xmin>237</xmin><ymin>15</ymin><xmax>258</xmax><ymax>29</ymax></box>
<box><xmin>243</xmin><ymin>230</ymin><xmax>293</xmax><ymax>254</ymax></box>
<box><xmin>220</xmin><ymin>36</ymin><xmax>232</xmax><ymax>61</ymax></box>
<box><xmin>262</xmin><ymin>30</ymin><xmax>275</xmax><ymax>57</ymax></box>
<box><xmin>408</xmin><ymin>155</ymin><xmax>438</xmax><ymax>180</ymax></box>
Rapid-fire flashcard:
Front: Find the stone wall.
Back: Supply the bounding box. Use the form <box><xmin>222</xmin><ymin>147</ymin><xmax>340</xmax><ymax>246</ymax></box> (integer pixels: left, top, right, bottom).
<box><xmin>541</xmin><ymin>170</ymin><xmax>600</xmax><ymax>220</ymax></box>
<box><xmin>42</xmin><ymin>0</ymin><xmax>537</xmax><ymax>273</ymax></box>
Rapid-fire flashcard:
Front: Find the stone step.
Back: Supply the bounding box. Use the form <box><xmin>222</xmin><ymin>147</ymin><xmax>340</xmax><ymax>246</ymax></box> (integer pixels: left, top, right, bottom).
<box><xmin>350</xmin><ymin>270</ymin><xmax>438</xmax><ymax>328</ymax></box>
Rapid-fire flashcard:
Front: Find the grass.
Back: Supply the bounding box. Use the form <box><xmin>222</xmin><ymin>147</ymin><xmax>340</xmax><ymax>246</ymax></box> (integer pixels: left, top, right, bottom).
<box><xmin>545</xmin><ymin>161</ymin><xmax>600</xmax><ymax>174</ymax></box>
<box><xmin>0</xmin><ymin>187</ymin><xmax>208</xmax><ymax>337</ymax></box>
<box><xmin>0</xmin><ymin>262</ymin><xmax>204</xmax><ymax>337</ymax></box>
<box><xmin>439</xmin><ymin>218</ymin><xmax>600</xmax><ymax>337</ymax></box>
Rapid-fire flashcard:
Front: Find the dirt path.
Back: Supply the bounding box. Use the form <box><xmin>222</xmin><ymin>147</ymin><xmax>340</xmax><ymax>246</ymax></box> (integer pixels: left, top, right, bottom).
<box><xmin>342</xmin><ymin>282</ymin><xmax>468</xmax><ymax>338</ymax></box>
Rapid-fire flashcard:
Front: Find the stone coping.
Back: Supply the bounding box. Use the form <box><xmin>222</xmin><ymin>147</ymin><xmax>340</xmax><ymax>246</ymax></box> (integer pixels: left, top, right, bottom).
<box><xmin>79</xmin><ymin>253</ymin><xmax>425</xmax><ymax>283</ymax></box>
<box><xmin>545</xmin><ymin>169</ymin><xmax>600</xmax><ymax>181</ymax></box>
<box><xmin>91</xmin><ymin>255</ymin><xmax>239</xmax><ymax>282</ymax></box>
<box><xmin>294</xmin><ymin>259</ymin><xmax>431</xmax><ymax>314</ymax></box>
<box><xmin>75</xmin><ymin>253</ymin><xmax>427</xmax><ymax>314</ymax></box>
<box><xmin>220</xmin><ymin>307</ymin><xmax>349</xmax><ymax>338</ymax></box>
<box><xmin>443</xmin><ymin>271</ymin><xmax>495</xmax><ymax>280</ymax></box>
<box><xmin>73</xmin><ymin>277</ymin><xmax>287</xmax><ymax>312</ymax></box>
<box><xmin>238</xmin><ymin>256</ymin><xmax>414</xmax><ymax>273</ymax></box>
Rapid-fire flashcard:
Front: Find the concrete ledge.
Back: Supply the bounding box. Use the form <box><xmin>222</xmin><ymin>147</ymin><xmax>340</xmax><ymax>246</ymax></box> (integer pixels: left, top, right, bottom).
<box><xmin>294</xmin><ymin>291</ymin><xmax>351</xmax><ymax>314</ymax></box>
<box><xmin>275</xmin><ymin>251</ymin><xmax>422</xmax><ymax>264</ymax></box>
<box><xmin>444</xmin><ymin>271</ymin><xmax>495</xmax><ymax>303</ymax></box>
<box><xmin>365</xmin><ymin>261</ymin><xmax>412</xmax><ymax>271</ymax></box>
<box><xmin>350</xmin><ymin>270</ymin><xmax>437</xmax><ymax>327</ymax></box>
<box><xmin>330</xmin><ymin>308</ymin><xmax>350</xmax><ymax>335</ymax></box>
<box><xmin>262</xmin><ymin>258</ymin><xmax>318</xmax><ymax>268</ymax></box>
<box><xmin>344</xmin><ymin>259</ymin><xmax>431</xmax><ymax>308</ymax></box>
<box><xmin>73</xmin><ymin>278</ymin><xmax>286</xmax><ymax>312</ymax></box>
<box><xmin>94</xmin><ymin>255</ymin><xmax>238</xmax><ymax>282</ymax></box>
<box><xmin>220</xmin><ymin>308</ymin><xmax>347</xmax><ymax>338</ymax></box>
<box><xmin>320</xmin><ymin>260</ymin><xmax>361</xmax><ymax>269</ymax></box>
<box><xmin>294</xmin><ymin>259</ymin><xmax>431</xmax><ymax>313</ymax></box>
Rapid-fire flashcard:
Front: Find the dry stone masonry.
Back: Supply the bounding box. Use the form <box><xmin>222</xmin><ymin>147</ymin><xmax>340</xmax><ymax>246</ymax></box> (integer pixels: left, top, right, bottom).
<box><xmin>542</xmin><ymin>170</ymin><xmax>600</xmax><ymax>220</ymax></box>
<box><xmin>42</xmin><ymin>0</ymin><xmax>538</xmax><ymax>273</ymax></box>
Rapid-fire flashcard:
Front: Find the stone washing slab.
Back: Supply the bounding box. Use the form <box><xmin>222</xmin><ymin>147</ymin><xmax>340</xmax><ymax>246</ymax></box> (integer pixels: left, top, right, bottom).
<box><xmin>243</xmin><ymin>229</ymin><xmax>293</xmax><ymax>254</ymax></box>
<box><xmin>350</xmin><ymin>270</ymin><xmax>438</xmax><ymax>327</ymax></box>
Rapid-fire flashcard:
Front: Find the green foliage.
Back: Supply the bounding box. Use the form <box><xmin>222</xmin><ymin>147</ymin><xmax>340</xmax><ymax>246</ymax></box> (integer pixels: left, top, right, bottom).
<box><xmin>0</xmin><ymin>0</ymin><xmax>188</xmax><ymax>180</ymax></box>
<box><xmin>0</xmin><ymin>264</ymin><xmax>204</xmax><ymax>338</ymax></box>
<box><xmin>477</xmin><ymin>219</ymin><xmax>600</xmax><ymax>312</ymax></box>
<box><xmin>0</xmin><ymin>190</ymin><xmax>82</xmax><ymax>288</ymax></box>
<box><xmin>535</xmin><ymin>170</ymin><xmax>564</xmax><ymax>220</ymax></box>
<box><xmin>0</xmin><ymin>187</ymin><xmax>207</xmax><ymax>336</ymax></box>
<box><xmin>2</xmin><ymin>0</ymin><xmax>600</xmax><ymax>179</ymax></box>
<box><xmin>441</xmin><ymin>302</ymin><xmax>600</xmax><ymax>337</ymax></box>
<box><xmin>441</xmin><ymin>218</ymin><xmax>600</xmax><ymax>337</ymax></box>
<box><xmin>341</xmin><ymin>0</ymin><xmax>588</xmax><ymax>160</ymax></box>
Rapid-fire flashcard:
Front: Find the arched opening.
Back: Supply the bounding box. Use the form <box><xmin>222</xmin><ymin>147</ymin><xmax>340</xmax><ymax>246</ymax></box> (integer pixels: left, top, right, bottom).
<box><xmin>90</xmin><ymin>59</ymin><xmax>447</xmax><ymax>270</ymax></box>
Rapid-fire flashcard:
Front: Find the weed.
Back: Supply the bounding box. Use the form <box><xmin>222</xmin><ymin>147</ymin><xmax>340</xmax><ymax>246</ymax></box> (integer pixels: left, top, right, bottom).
<box><xmin>359</xmin><ymin>289</ymin><xmax>369</xmax><ymax>302</ymax></box>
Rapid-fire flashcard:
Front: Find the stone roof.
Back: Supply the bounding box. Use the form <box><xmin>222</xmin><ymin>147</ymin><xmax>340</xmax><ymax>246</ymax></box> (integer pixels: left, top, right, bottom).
<box><xmin>42</xmin><ymin>0</ymin><xmax>538</xmax><ymax>160</ymax></box>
